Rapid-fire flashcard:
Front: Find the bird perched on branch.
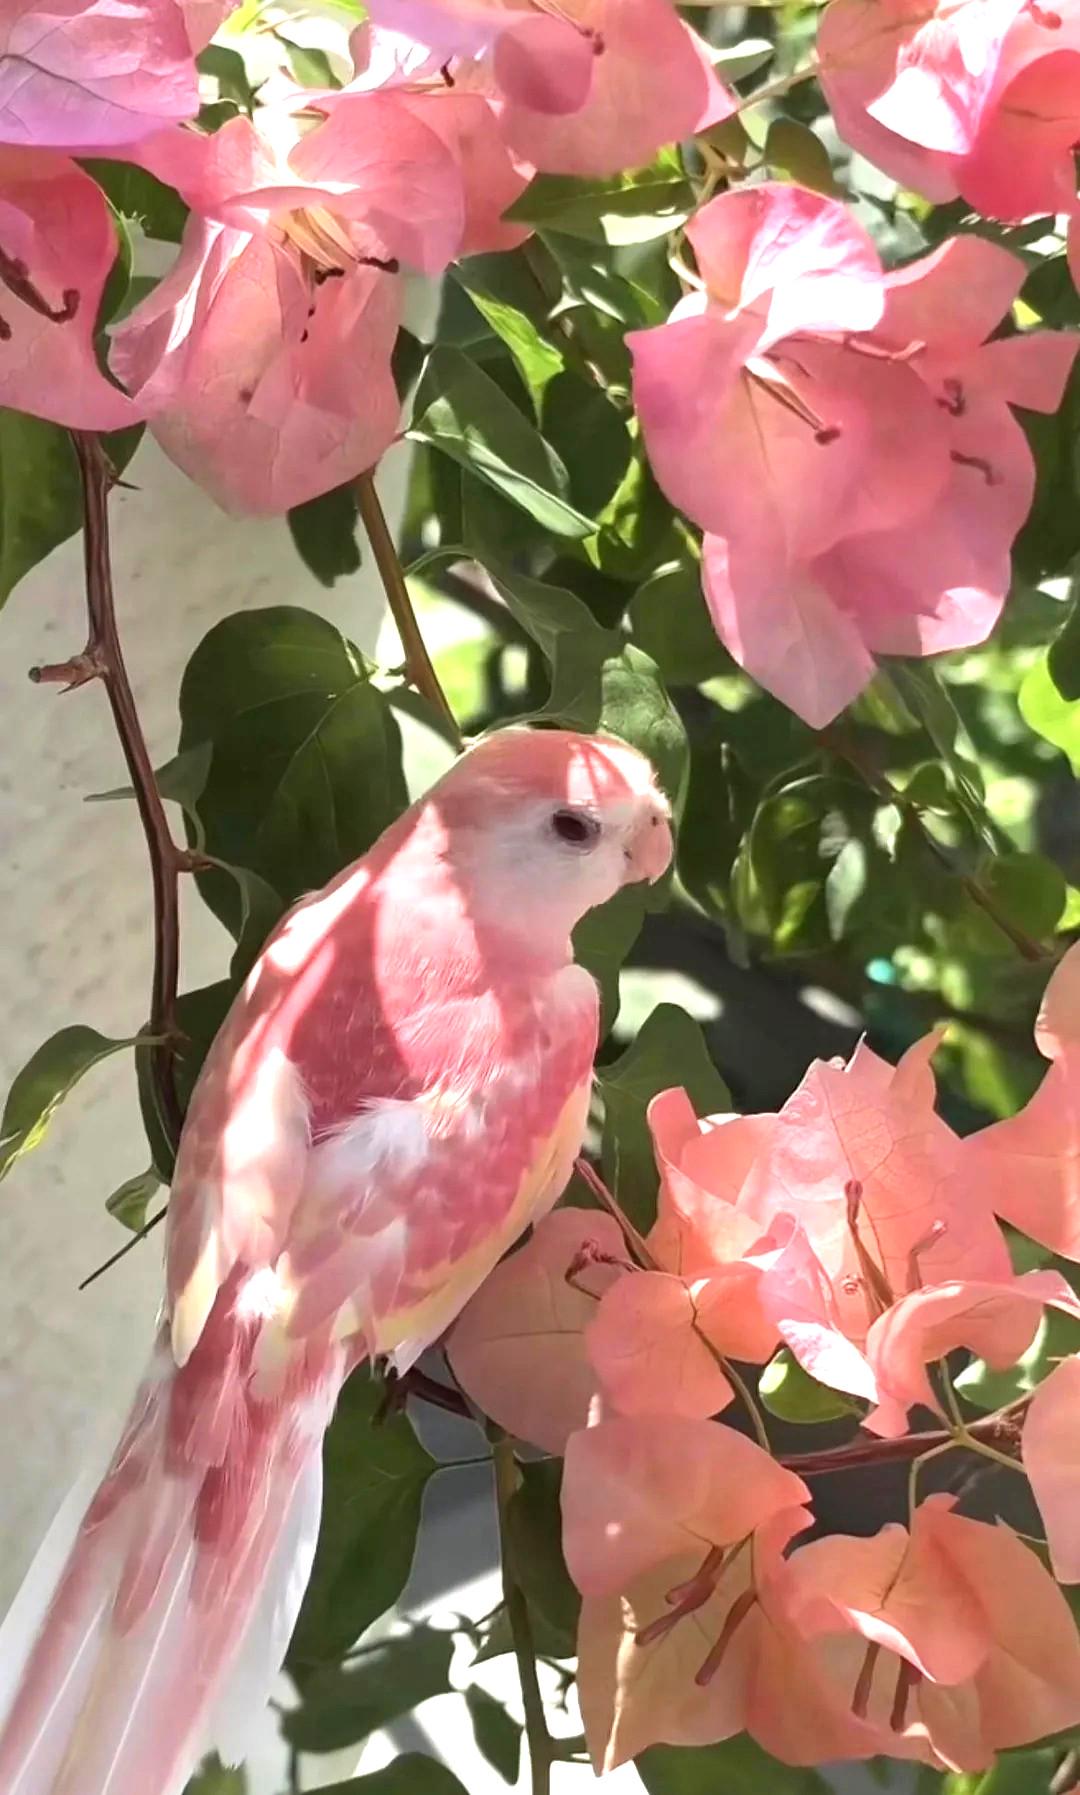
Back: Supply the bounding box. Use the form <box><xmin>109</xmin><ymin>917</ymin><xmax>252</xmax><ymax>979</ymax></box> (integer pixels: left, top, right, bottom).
<box><xmin>0</xmin><ymin>725</ymin><xmax>671</xmax><ymax>1795</ymax></box>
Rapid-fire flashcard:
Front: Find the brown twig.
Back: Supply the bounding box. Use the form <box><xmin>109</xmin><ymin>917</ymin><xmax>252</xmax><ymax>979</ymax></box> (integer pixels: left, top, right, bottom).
<box><xmin>780</xmin><ymin>1398</ymin><xmax>1029</xmax><ymax>1479</ymax></box>
<box><xmin>355</xmin><ymin>469</ymin><xmax>463</xmax><ymax>746</ymax></box>
<box><xmin>30</xmin><ymin>432</ymin><xmax>185</xmax><ymax>1149</ymax></box>
<box><xmin>78</xmin><ymin>1205</ymin><xmax>168</xmax><ymax>1291</ymax></box>
<box><xmin>820</xmin><ymin>725</ymin><xmax>1050</xmax><ymax>964</ymax></box>
<box><xmin>492</xmin><ymin>1428</ymin><xmax>553</xmax><ymax>1795</ymax></box>
<box><xmin>574</xmin><ymin>1155</ymin><xmax>657</xmax><ymax>1267</ymax></box>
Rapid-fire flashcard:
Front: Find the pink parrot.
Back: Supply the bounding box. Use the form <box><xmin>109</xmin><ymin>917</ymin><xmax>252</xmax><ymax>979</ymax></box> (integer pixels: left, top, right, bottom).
<box><xmin>0</xmin><ymin>725</ymin><xmax>672</xmax><ymax>1795</ymax></box>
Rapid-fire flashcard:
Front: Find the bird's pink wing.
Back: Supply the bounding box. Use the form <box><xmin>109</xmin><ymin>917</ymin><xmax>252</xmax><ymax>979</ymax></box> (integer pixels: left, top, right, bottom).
<box><xmin>281</xmin><ymin>967</ymin><xmax>599</xmax><ymax>1370</ymax></box>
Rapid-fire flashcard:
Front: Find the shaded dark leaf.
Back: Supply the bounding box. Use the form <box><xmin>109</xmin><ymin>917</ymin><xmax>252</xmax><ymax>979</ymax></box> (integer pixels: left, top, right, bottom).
<box><xmin>599</xmin><ymin>1004</ymin><xmax>730</xmax><ymax>1231</ymax></box>
<box><xmin>287</xmin><ymin>483</ymin><xmax>361</xmax><ymax>587</ymax></box>
<box><xmin>466</xmin><ymin>1686</ymin><xmax>522</xmax><ymax>1783</ymax></box>
<box><xmin>285</xmin><ymin>1625</ymin><xmax>452</xmax><ymax>1751</ymax></box>
<box><xmin>0</xmin><ymin>414</ymin><xmax>141</xmax><ymax>608</ymax></box>
<box><xmin>178</xmin><ymin>607</ymin><xmax>407</xmax><ymax>933</ymax></box>
<box><xmin>288</xmin><ymin>1372</ymin><xmax>437</xmax><ymax>1677</ymax></box>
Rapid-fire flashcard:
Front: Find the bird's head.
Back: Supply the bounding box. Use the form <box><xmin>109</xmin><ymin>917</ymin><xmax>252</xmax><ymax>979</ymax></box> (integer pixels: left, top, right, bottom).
<box><xmin>429</xmin><ymin>727</ymin><xmax>673</xmax><ymax>962</ymax></box>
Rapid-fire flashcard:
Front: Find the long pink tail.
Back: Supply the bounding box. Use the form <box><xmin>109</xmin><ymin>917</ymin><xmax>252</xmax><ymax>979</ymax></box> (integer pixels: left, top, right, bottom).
<box><xmin>0</xmin><ymin>1282</ymin><xmax>342</xmax><ymax>1795</ymax></box>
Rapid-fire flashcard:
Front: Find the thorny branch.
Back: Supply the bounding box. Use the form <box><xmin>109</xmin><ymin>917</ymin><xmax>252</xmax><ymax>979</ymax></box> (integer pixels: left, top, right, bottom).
<box><xmin>356</xmin><ymin>469</ymin><xmax>464</xmax><ymax>746</ymax></box>
<box><xmin>30</xmin><ymin>431</ymin><xmax>186</xmax><ymax>1151</ymax></box>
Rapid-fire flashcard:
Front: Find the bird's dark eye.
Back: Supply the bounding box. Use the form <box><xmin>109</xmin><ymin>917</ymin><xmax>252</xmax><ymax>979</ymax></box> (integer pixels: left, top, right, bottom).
<box><xmin>551</xmin><ymin>807</ymin><xmax>600</xmax><ymax>847</ymax></box>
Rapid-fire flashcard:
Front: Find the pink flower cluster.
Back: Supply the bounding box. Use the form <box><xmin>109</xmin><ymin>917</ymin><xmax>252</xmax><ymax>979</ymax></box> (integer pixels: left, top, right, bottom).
<box><xmin>0</xmin><ymin>0</ymin><xmax>729</xmax><ymax>507</ymax></box>
<box><xmin>448</xmin><ymin>939</ymin><xmax>1080</xmax><ymax>1773</ymax></box>
<box><xmin>630</xmin><ymin>183</ymin><xmax>1078</xmax><ymax>726</ymax></box>
<box><xmin>818</xmin><ymin>0</ymin><xmax>1080</xmax><ymax>286</ymax></box>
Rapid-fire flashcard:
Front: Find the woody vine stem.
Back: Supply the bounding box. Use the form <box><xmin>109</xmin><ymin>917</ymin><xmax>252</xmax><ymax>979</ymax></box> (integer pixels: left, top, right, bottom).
<box><xmin>30</xmin><ymin>430</ymin><xmax>186</xmax><ymax>1150</ymax></box>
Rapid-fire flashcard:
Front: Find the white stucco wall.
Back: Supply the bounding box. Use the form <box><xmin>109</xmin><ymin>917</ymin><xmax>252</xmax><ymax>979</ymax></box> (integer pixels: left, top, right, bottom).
<box><xmin>0</xmin><ymin>434</ymin><xmax>398</xmax><ymax>1615</ymax></box>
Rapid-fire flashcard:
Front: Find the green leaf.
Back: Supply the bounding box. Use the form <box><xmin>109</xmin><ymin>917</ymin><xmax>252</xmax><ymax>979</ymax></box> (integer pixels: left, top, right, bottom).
<box><xmin>0</xmin><ymin>413</ymin><xmax>142</xmax><ymax>608</ymax></box>
<box><xmin>82</xmin><ymin>158</ymin><xmax>189</xmax><ymax>241</ymax></box>
<box><xmin>678</xmin><ymin>725</ymin><xmax>757</xmax><ymax>926</ymax></box>
<box><xmin>759</xmin><ymin>1347</ymin><xmax>856</xmax><ymax>1424</ymax></box>
<box><xmin>638</xmin><ymin>1737</ymin><xmax>830</xmax><ymax>1795</ymax></box>
<box><xmin>733</xmin><ymin>773</ymin><xmax>876</xmax><ymax>954</ymax></box>
<box><xmin>628</xmin><ymin>562</ymin><xmax>728</xmax><ymax>687</ymax></box>
<box><xmin>599</xmin><ymin>643</ymin><xmax>689</xmax><ymax>812</ymax></box>
<box><xmin>938</xmin><ymin>1752</ymin><xmax>1059</xmax><ymax>1795</ymax></box>
<box><xmin>105</xmin><ymin>1165</ymin><xmax>162</xmax><ymax>1232</ymax></box>
<box><xmin>711</xmin><ymin>37</ymin><xmax>774</xmax><ymax>79</ymax></box>
<box><xmin>178</xmin><ymin>607</ymin><xmax>407</xmax><ymax>932</ymax></box>
<box><xmin>285</xmin><ymin>1625</ymin><xmax>453</xmax><ymax>1752</ymax></box>
<box><xmin>764</xmin><ymin>117</ymin><xmax>839</xmax><ymax>195</ymax></box>
<box><xmin>824</xmin><ymin>835</ymin><xmax>869</xmax><ymax>940</ymax></box>
<box><xmin>541</xmin><ymin>372</ymin><xmax>632</xmax><ymax>519</ymax></box>
<box><xmin>275</xmin><ymin>34</ymin><xmax>340</xmax><ymax>87</ymax></box>
<box><xmin>287</xmin><ymin>1372</ymin><xmax>437</xmax><ymax>1676</ymax></box>
<box><xmin>1048</xmin><ymin>580</ymin><xmax>1080</xmax><ymax>701</ymax></box>
<box><xmin>287</xmin><ymin>482</ymin><xmax>361</xmax><ymax>587</ymax></box>
<box><xmin>955</xmin><ymin>1305</ymin><xmax>1080</xmax><ymax>1409</ymax></box>
<box><xmin>505</xmin><ymin>150</ymin><xmax>693</xmax><ymax>244</ymax></box>
<box><xmin>206</xmin><ymin>859</ymin><xmax>285</xmax><ymax>981</ymax></box>
<box><xmin>884</xmin><ymin>661</ymin><xmax>990</xmax><ymax>838</ymax></box>
<box><xmin>304</xmin><ymin>1756</ymin><xmax>468</xmax><ymax>1795</ymax></box>
<box><xmin>196</xmin><ymin>43</ymin><xmax>258</xmax><ymax>111</ymax></box>
<box><xmin>573</xmin><ymin>884</ymin><xmax>650</xmax><ymax>1036</ymax></box>
<box><xmin>599</xmin><ymin>1004</ymin><xmax>730</xmax><ymax>1231</ymax></box>
<box><xmin>465</xmin><ymin>1687</ymin><xmax>522</xmax><ymax>1784</ymax></box>
<box><xmin>183</xmin><ymin>1755</ymin><xmax>246</xmax><ymax>1795</ymax></box>
<box><xmin>1</xmin><ymin>1026</ymin><xmax>140</xmax><ymax>1182</ymax></box>
<box><xmin>452</xmin><ymin>254</ymin><xmax>566</xmax><ymax>406</ymax></box>
<box><xmin>1020</xmin><ymin>649</ymin><xmax>1080</xmax><ymax>773</ymax></box>
<box><xmin>409</xmin><ymin>347</ymin><xmax>596</xmax><ymax>538</ymax></box>
<box><xmin>137</xmin><ymin>980</ymin><xmax>232</xmax><ymax>1179</ymax></box>
<box><xmin>507</xmin><ymin>1458</ymin><xmax>580</xmax><ymax>1654</ymax></box>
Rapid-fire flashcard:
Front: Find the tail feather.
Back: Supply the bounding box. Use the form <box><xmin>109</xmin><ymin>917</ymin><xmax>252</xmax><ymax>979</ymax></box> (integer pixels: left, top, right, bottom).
<box><xmin>0</xmin><ymin>1295</ymin><xmax>342</xmax><ymax>1795</ymax></box>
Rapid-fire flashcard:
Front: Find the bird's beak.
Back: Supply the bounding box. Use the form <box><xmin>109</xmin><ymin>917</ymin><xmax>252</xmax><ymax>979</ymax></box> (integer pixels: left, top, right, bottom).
<box><xmin>626</xmin><ymin>810</ymin><xmax>674</xmax><ymax>885</ymax></box>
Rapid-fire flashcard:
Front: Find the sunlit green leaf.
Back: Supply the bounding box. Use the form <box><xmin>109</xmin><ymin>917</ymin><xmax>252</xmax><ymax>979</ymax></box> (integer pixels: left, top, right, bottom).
<box><xmin>759</xmin><ymin>1348</ymin><xmax>856</xmax><ymax>1424</ymax></box>
<box><xmin>1</xmin><ymin>1026</ymin><xmax>140</xmax><ymax>1183</ymax></box>
<box><xmin>409</xmin><ymin>347</ymin><xmax>596</xmax><ymax>538</ymax></box>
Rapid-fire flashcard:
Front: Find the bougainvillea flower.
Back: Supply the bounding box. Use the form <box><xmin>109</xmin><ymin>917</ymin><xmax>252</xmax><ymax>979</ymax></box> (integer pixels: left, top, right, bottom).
<box><xmin>366</xmin><ymin>0</ymin><xmax>733</xmax><ymax>176</ymax></box>
<box><xmin>447</xmin><ymin>1207</ymin><xmax>626</xmax><ymax>1451</ymax></box>
<box><xmin>567</xmin><ymin>1419</ymin><xmax>823</xmax><ymax>1767</ymax></box>
<box><xmin>962</xmin><ymin>940</ymin><xmax>1080</xmax><ymax>1258</ymax></box>
<box><xmin>647</xmin><ymin>1087</ymin><xmax>777</xmax><ymax>1275</ymax></box>
<box><xmin>0</xmin><ymin>149</ymin><xmax>147</xmax><ymax>429</ymax></box>
<box><xmin>562</xmin><ymin>1414</ymin><xmax>810</xmax><ymax>1597</ymax></box>
<box><xmin>576</xmin><ymin>1505</ymin><xmax>847</xmax><ymax>1769</ymax></box>
<box><xmin>585</xmin><ymin>1264</ymin><xmax>778</xmax><ymax>1419</ymax></box>
<box><xmin>864</xmin><ymin>1269</ymin><xmax>1080</xmax><ymax>1436</ymax></box>
<box><xmin>630</xmin><ymin>185</ymin><xmax>1078</xmax><ymax>725</ymax></box>
<box><xmin>735</xmin><ymin>1035</ymin><xmax>1011</xmax><ymax>1341</ymax></box>
<box><xmin>646</xmin><ymin>1033</ymin><xmax>1013</xmax><ymax>1400</ymax></box>
<box><xmin>818</xmin><ymin>0</ymin><xmax>1080</xmax><ymax>227</ymax></box>
<box><xmin>1023</xmin><ymin>1354</ymin><xmax>1080</xmax><ymax>1582</ymax></box>
<box><xmin>0</xmin><ymin>0</ymin><xmax>203</xmax><ymax>149</ymax></box>
<box><xmin>783</xmin><ymin>1496</ymin><xmax>1080</xmax><ymax>1769</ymax></box>
<box><xmin>111</xmin><ymin>96</ymin><xmax>469</xmax><ymax>512</ymax></box>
